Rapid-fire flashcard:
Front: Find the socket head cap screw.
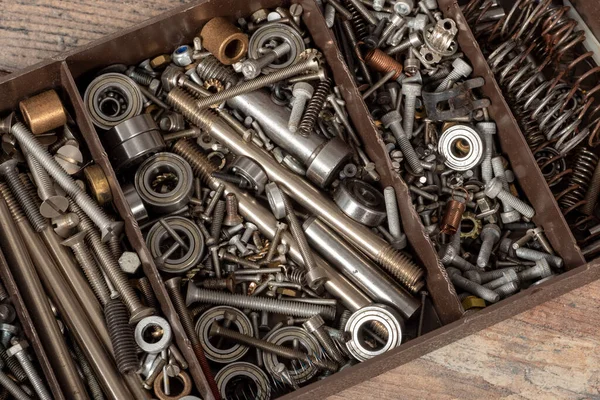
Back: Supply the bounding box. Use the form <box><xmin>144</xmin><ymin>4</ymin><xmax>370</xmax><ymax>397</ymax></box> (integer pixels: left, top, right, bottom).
<box><xmin>381</xmin><ymin>111</ymin><xmax>402</xmax><ymax>128</ymax></box>
<box><xmin>292</xmin><ymin>82</ymin><xmax>314</xmax><ymax>99</ymax></box>
<box><xmin>394</xmin><ymin>0</ymin><xmax>414</xmax><ymax>16</ymax></box>
<box><xmin>452</xmin><ymin>58</ymin><xmax>473</xmax><ymax>77</ymax></box>
<box><xmin>401</xmin><ymin>83</ymin><xmax>422</xmax><ymax>96</ymax></box>
<box><xmin>476</xmin><ymin>122</ymin><xmax>496</xmax><ymax>135</ymax></box>
<box><xmin>303</xmin><ymin>315</ymin><xmax>325</xmax><ymax>333</ymax></box>
<box><xmin>265</xmin><ymin>182</ymin><xmax>287</xmax><ymax>220</ymax></box>
<box><xmin>481</xmin><ymin>224</ymin><xmax>501</xmax><ymax>242</ymax></box>
<box><xmin>463</xmin><ymin>270</ymin><xmax>481</xmax><ymax>284</ymax></box>
<box><xmin>484</xmin><ymin>177</ymin><xmax>503</xmax><ymax>199</ymax></box>
<box><xmin>535</xmin><ymin>259</ymin><xmax>552</xmax><ymax>278</ymax></box>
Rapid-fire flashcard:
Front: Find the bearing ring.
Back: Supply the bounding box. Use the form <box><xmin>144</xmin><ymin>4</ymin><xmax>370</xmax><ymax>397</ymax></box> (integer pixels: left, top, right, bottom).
<box><xmin>262</xmin><ymin>326</ymin><xmax>321</xmax><ymax>384</ymax></box>
<box><xmin>344</xmin><ymin>304</ymin><xmax>403</xmax><ymax>362</ymax></box>
<box><xmin>146</xmin><ymin>216</ymin><xmax>204</xmax><ymax>274</ymax></box>
<box><xmin>84</xmin><ymin>72</ymin><xmax>144</xmax><ymax>130</ymax></box>
<box><xmin>195</xmin><ymin>306</ymin><xmax>254</xmax><ymax>363</ymax></box>
<box><xmin>122</xmin><ymin>183</ymin><xmax>148</xmax><ymax>222</ymax></box>
<box><xmin>231</xmin><ymin>156</ymin><xmax>269</xmax><ymax>194</ymax></box>
<box><xmin>333</xmin><ymin>179</ymin><xmax>386</xmax><ymax>227</ymax></box>
<box><xmin>438</xmin><ymin>124</ymin><xmax>484</xmax><ymax>171</ymax></box>
<box><xmin>248</xmin><ymin>23</ymin><xmax>305</xmax><ymax>73</ymax></box>
<box><xmin>215</xmin><ymin>362</ymin><xmax>271</xmax><ymax>400</ymax></box>
<box><xmin>134</xmin><ymin>316</ymin><xmax>173</xmax><ymax>354</ymax></box>
<box><xmin>154</xmin><ymin>370</ymin><xmax>192</xmax><ymax>400</ymax></box>
<box><xmin>135</xmin><ymin>152</ymin><xmax>193</xmax><ymax>214</ymax></box>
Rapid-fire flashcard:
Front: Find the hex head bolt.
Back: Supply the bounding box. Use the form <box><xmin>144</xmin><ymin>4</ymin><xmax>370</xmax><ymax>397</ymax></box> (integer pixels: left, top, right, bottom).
<box><xmin>209</xmin><ymin>323</ymin><xmax>338</xmax><ymax>372</ymax></box>
<box><xmin>483</xmin><ymin>269</ymin><xmax>519</xmax><ymax>290</ymax></box>
<box><xmin>192</xmin><ymin>56</ymin><xmax>321</xmax><ymax>110</ymax></box>
<box><xmin>68</xmin><ymin>199</ymin><xmax>153</xmax><ymax>323</ymax></box>
<box><xmin>10</xmin><ymin>122</ymin><xmax>123</xmax><ymax>241</ymax></box>
<box><xmin>400</xmin><ymin>83</ymin><xmax>422</xmax><ymax>139</ymax></box>
<box><xmin>61</xmin><ymin>232</ymin><xmax>111</xmax><ymax>306</ymax></box>
<box><xmin>223</xmin><ymin>193</ymin><xmax>243</xmax><ymax>226</ymax></box>
<box><xmin>435</xmin><ymin>58</ymin><xmax>473</xmax><ymax>92</ymax></box>
<box><xmin>241</xmin><ymin>42</ymin><xmax>292</xmax><ymax>80</ymax></box>
<box><xmin>494</xmin><ymin>281</ymin><xmax>520</xmax><ymax>299</ymax></box>
<box><xmin>24</xmin><ymin>152</ymin><xmax>68</xmax><ymax>218</ymax></box>
<box><xmin>490</xmin><ymin>157</ymin><xmax>521</xmax><ymax>223</ymax></box>
<box><xmin>266</xmin><ymin>222</ymin><xmax>287</xmax><ymax>263</ymax></box>
<box><xmin>186</xmin><ymin>286</ymin><xmax>336</xmax><ymax>320</ymax></box>
<box><xmin>0</xmin><ymin>343</ymin><xmax>27</xmax><ymax>383</ymax></box>
<box><xmin>0</xmin><ymin>360</ymin><xmax>31</xmax><ymax>400</ymax></box>
<box><xmin>303</xmin><ymin>315</ymin><xmax>346</xmax><ymax>366</ymax></box>
<box><xmin>381</xmin><ymin>110</ymin><xmax>423</xmax><ymax>175</ymax></box>
<box><xmin>518</xmin><ymin>259</ymin><xmax>553</xmax><ymax>282</ymax></box>
<box><xmin>446</xmin><ymin>267</ymin><xmax>500</xmax><ymax>303</ymax></box>
<box><xmin>164</xmin><ymin>278</ymin><xmax>221</xmax><ymax>400</ymax></box>
<box><xmin>383</xmin><ymin>186</ymin><xmax>407</xmax><ymax>249</ymax></box>
<box><xmin>476</xmin><ymin>224</ymin><xmax>501</xmax><ymax>268</ymax></box>
<box><xmin>7</xmin><ymin>339</ymin><xmax>51</xmax><ymax>400</ymax></box>
<box><xmin>477</xmin><ymin>122</ymin><xmax>496</xmax><ymax>185</ymax></box>
<box><xmin>288</xmin><ymin>82</ymin><xmax>315</xmax><ymax>133</ymax></box>
<box><xmin>485</xmin><ymin>177</ymin><xmax>535</xmax><ymax>220</ymax></box>
<box><xmin>515</xmin><ymin>247</ymin><xmax>564</xmax><ymax>269</ymax></box>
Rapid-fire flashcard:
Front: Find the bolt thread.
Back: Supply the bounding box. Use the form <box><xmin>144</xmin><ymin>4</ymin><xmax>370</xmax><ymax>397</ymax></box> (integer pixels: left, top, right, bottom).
<box><xmin>449</xmin><ymin>274</ymin><xmax>500</xmax><ymax>303</ymax></box>
<box><xmin>172</xmin><ymin>139</ymin><xmax>216</xmax><ymax>184</ymax></box>
<box><xmin>0</xmin><ymin>346</ymin><xmax>27</xmax><ymax>382</ymax></box>
<box><xmin>281</xmin><ymin>193</ymin><xmax>320</xmax><ymax>278</ymax></box>
<box><xmin>313</xmin><ymin>329</ymin><xmax>345</xmax><ymax>365</ymax></box>
<box><xmin>13</xmin><ymin>351</ymin><xmax>51</xmax><ymax>400</ymax></box>
<box><xmin>0</xmin><ymin>183</ymin><xmax>26</xmax><ymax>225</ymax></box>
<box><xmin>107</xmin><ymin>236</ymin><xmax>122</xmax><ymax>261</ymax></box>
<box><xmin>164</xmin><ymin>279</ymin><xmax>221</xmax><ymax>400</ymax></box>
<box><xmin>192</xmin><ymin>58</ymin><xmax>319</xmax><ymax>110</ymax></box>
<box><xmin>266</xmin><ymin>225</ymin><xmax>286</xmax><ymax>263</ymax></box>
<box><xmin>338</xmin><ymin>310</ymin><xmax>352</xmax><ymax>331</ymax></box>
<box><xmin>397</xmin><ymin>135</ymin><xmax>423</xmax><ymax>175</ymax></box>
<box><xmin>435</xmin><ymin>70</ymin><xmax>462</xmax><ymax>92</ymax></box>
<box><xmin>224</xmin><ymin>193</ymin><xmax>240</xmax><ymax>223</ymax></box>
<box><xmin>69</xmin><ymin>241</ymin><xmax>111</xmax><ymax>306</ymax></box>
<box><xmin>104</xmin><ymin>299</ymin><xmax>138</xmax><ymax>374</ymax></box>
<box><xmin>71</xmin><ymin>341</ymin><xmax>104</xmax><ymax>400</ymax></box>
<box><xmin>476</xmin><ymin>238</ymin><xmax>494</xmax><ymax>268</ymax></box>
<box><xmin>69</xmin><ymin>199</ymin><xmax>148</xmax><ymax>319</ymax></box>
<box><xmin>189</xmin><ymin>287</ymin><xmax>336</xmax><ymax>319</ymax></box>
<box><xmin>196</xmin><ymin>55</ymin><xmax>238</xmax><ymax>85</ymax></box>
<box><xmin>387</xmin><ymin>38</ymin><xmax>413</xmax><ymax>55</ymax></box>
<box><xmin>376</xmin><ymin>245</ymin><xmax>424</xmax><ymax>292</ymax></box>
<box><xmin>299</xmin><ymin>78</ymin><xmax>331</xmax><ymax>135</ymax></box>
<box><xmin>212</xmin><ymin>324</ymin><xmax>338</xmax><ymax>372</ymax></box>
<box><xmin>25</xmin><ymin>153</ymin><xmax>56</xmax><ymax>201</ymax></box>
<box><xmin>494</xmin><ymin>281</ymin><xmax>520</xmax><ymax>298</ymax></box>
<box><xmin>210</xmin><ymin>200</ymin><xmax>226</xmax><ymax>240</ymax></box>
<box><xmin>491</xmin><ymin>157</ymin><xmax>515</xmax><ymax>213</ymax></box>
<box><xmin>0</xmin><ymin>369</ymin><xmax>31</xmax><ymax>400</ymax></box>
<box><xmin>384</xmin><ymin>187</ymin><xmax>402</xmax><ymax>238</ymax></box>
<box><xmin>424</xmin><ymin>66</ymin><xmax>451</xmax><ymax>83</ymax></box>
<box><xmin>126</xmin><ymin>68</ymin><xmax>153</xmax><ymax>86</ymax></box>
<box><xmin>496</xmin><ymin>190</ymin><xmax>535</xmax><ymax>218</ymax></box>
<box><xmin>11</xmin><ymin>122</ymin><xmax>115</xmax><ymax>238</ymax></box>
<box><xmin>0</xmin><ymin>166</ymin><xmax>47</xmax><ymax>232</ymax></box>
<box><xmin>480</xmin><ymin>136</ymin><xmax>494</xmax><ymax>185</ymax></box>
<box><xmin>514</xmin><ymin>247</ymin><xmax>562</xmax><ymax>268</ymax></box>
<box><xmin>288</xmin><ymin>96</ymin><xmax>309</xmax><ymax>133</ymax></box>
<box><xmin>402</xmin><ymin>93</ymin><xmax>417</xmax><ymax>139</ymax></box>
<box><xmin>135</xmin><ymin>277</ymin><xmax>159</xmax><ymax>310</ymax></box>
<box><xmin>200</xmin><ymin>278</ymin><xmax>228</xmax><ymax>290</ymax></box>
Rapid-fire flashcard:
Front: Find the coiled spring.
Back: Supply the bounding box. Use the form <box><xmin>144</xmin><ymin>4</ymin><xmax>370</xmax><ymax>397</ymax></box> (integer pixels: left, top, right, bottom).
<box><xmin>344</xmin><ymin>0</ymin><xmax>368</xmax><ymax>40</ymax></box>
<box><xmin>298</xmin><ymin>77</ymin><xmax>332</xmax><ymax>136</ymax></box>
<box><xmin>556</xmin><ymin>148</ymin><xmax>598</xmax><ymax>215</ymax></box>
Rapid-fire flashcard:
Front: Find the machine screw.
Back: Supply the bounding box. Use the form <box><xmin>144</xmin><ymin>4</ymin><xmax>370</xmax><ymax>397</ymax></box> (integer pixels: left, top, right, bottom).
<box><xmin>104</xmin><ymin>299</ymin><xmax>138</xmax><ymax>374</ymax></box>
<box><xmin>7</xmin><ymin>339</ymin><xmax>51</xmax><ymax>400</ymax></box>
<box><xmin>383</xmin><ymin>186</ymin><xmax>407</xmax><ymax>249</ymax></box>
<box><xmin>241</xmin><ymin>42</ymin><xmax>292</xmax><ymax>80</ymax></box>
<box><xmin>490</xmin><ymin>157</ymin><xmax>520</xmax><ymax>223</ymax></box>
<box><xmin>0</xmin><ymin>362</ymin><xmax>31</xmax><ymax>400</ymax></box>
<box><xmin>435</xmin><ymin>58</ymin><xmax>473</xmax><ymax>92</ymax></box>
<box><xmin>303</xmin><ymin>315</ymin><xmax>345</xmax><ymax>366</ymax></box>
<box><xmin>514</xmin><ymin>247</ymin><xmax>563</xmax><ymax>269</ymax></box>
<box><xmin>485</xmin><ymin>178</ymin><xmax>535</xmax><ymax>219</ymax></box>
<box><xmin>10</xmin><ymin>122</ymin><xmax>123</xmax><ymax>241</ymax></box>
<box><xmin>210</xmin><ymin>323</ymin><xmax>338</xmax><ymax>372</ymax></box>
<box><xmin>494</xmin><ymin>281</ymin><xmax>520</xmax><ymax>299</ymax></box>
<box><xmin>249</xmin><ymin>312</ymin><xmax>263</xmax><ymax>367</ymax></box>
<box><xmin>25</xmin><ymin>153</ymin><xmax>68</xmax><ymax>218</ymax></box>
<box><xmin>202</xmin><ymin>184</ymin><xmax>225</xmax><ymax>219</ymax></box>
<box><xmin>381</xmin><ymin>110</ymin><xmax>423</xmax><ymax>175</ymax></box>
<box><xmin>209</xmin><ymin>200</ymin><xmax>225</xmax><ymax>242</ymax></box>
<box><xmin>400</xmin><ymin>83</ymin><xmax>422</xmax><ymax>139</ymax></box>
<box><xmin>447</xmin><ymin>267</ymin><xmax>500</xmax><ymax>303</ymax></box>
<box><xmin>463</xmin><ymin>267</ymin><xmax>518</xmax><ymax>284</ymax></box>
<box><xmin>288</xmin><ymin>82</ymin><xmax>315</xmax><ymax>134</ymax></box>
<box><xmin>517</xmin><ymin>259</ymin><xmax>553</xmax><ymax>281</ymax></box>
<box><xmin>438</xmin><ymin>245</ymin><xmax>476</xmax><ymax>272</ymax></box>
<box><xmin>529</xmin><ymin>227</ymin><xmax>554</xmax><ymax>255</ymax></box>
<box><xmin>186</xmin><ymin>286</ymin><xmax>335</xmax><ymax>319</ymax></box>
<box><xmin>387</xmin><ymin>31</ymin><xmax>423</xmax><ymax>55</ymax></box>
<box><xmin>483</xmin><ymin>269</ymin><xmax>519</xmax><ymax>290</ymax></box>
<box><xmin>240</xmin><ymin>222</ymin><xmax>258</xmax><ymax>244</ymax></box>
<box><xmin>476</xmin><ymin>224</ymin><xmax>501</xmax><ymax>268</ymax></box>
<box><xmin>477</xmin><ymin>122</ymin><xmax>496</xmax><ymax>185</ymax></box>
<box><xmin>511</xmin><ymin>229</ymin><xmax>535</xmax><ymax>250</ymax></box>
<box><xmin>266</xmin><ymin>222</ymin><xmax>287</xmax><ymax>263</ymax></box>
<box><xmin>223</xmin><ymin>193</ymin><xmax>244</xmax><ymax>227</ymax></box>
<box><xmin>379</xmin><ymin>14</ymin><xmax>406</xmax><ymax>45</ymax></box>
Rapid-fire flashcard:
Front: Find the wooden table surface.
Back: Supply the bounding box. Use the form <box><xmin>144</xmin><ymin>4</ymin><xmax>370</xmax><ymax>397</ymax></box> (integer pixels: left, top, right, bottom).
<box><xmin>1</xmin><ymin>1</ymin><xmax>599</xmax><ymax>399</ymax></box>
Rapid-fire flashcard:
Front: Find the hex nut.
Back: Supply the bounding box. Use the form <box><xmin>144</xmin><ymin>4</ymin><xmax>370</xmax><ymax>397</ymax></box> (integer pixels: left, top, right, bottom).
<box><xmin>119</xmin><ymin>251</ymin><xmax>142</xmax><ymax>274</ymax></box>
<box><xmin>172</xmin><ymin>45</ymin><xmax>194</xmax><ymax>67</ymax></box>
<box><xmin>150</xmin><ymin>54</ymin><xmax>172</xmax><ymax>69</ymax></box>
<box><xmin>6</xmin><ymin>340</ymin><xmax>28</xmax><ymax>358</ymax></box>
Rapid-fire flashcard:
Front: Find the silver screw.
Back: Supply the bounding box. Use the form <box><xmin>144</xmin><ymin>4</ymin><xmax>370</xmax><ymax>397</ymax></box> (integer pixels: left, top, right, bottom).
<box><xmin>383</xmin><ymin>186</ymin><xmax>407</xmax><ymax>249</ymax></box>
<box><xmin>511</xmin><ymin>230</ymin><xmax>535</xmax><ymax>250</ymax></box>
<box><xmin>494</xmin><ymin>281</ymin><xmax>520</xmax><ymax>299</ymax></box>
<box><xmin>10</xmin><ymin>122</ymin><xmax>123</xmax><ymax>241</ymax></box>
<box><xmin>249</xmin><ymin>312</ymin><xmax>263</xmax><ymax>367</ymax></box>
<box><xmin>379</xmin><ymin>14</ymin><xmax>406</xmax><ymax>45</ymax></box>
<box><xmin>303</xmin><ymin>315</ymin><xmax>345</xmax><ymax>366</ymax></box>
<box><xmin>483</xmin><ymin>269</ymin><xmax>519</xmax><ymax>290</ymax></box>
<box><xmin>240</xmin><ymin>222</ymin><xmax>258</xmax><ymax>244</ymax></box>
<box><xmin>464</xmin><ymin>267</ymin><xmax>518</xmax><ymax>284</ymax></box>
<box><xmin>518</xmin><ymin>259</ymin><xmax>553</xmax><ymax>281</ymax></box>
<box><xmin>387</xmin><ymin>31</ymin><xmax>423</xmax><ymax>55</ymax></box>
<box><xmin>529</xmin><ymin>227</ymin><xmax>554</xmax><ymax>255</ymax></box>
<box><xmin>435</xmin><ymin>58</ymin><xmax>473</xmax><ymax>92</ymax></box>
<box><xmin>439</xmin><ymin>245</ymin><xmax>476</xmax><ymax>272</ymax></box>
<box><xmin>25</xmin><ymin>152</ymin><xmax>68</xmax><ymax>218</ymax></box>
<box><xmin>400</xmin><ymin>83</ymin><xmax>422</xmax><ymax>139</ymax></box>
<box><xmin>7</xmin><ymin>339</ymin><xmax>51</xmax><ymax>400</ymax></box>
<box><xmin>241</xmin><ymin>42</ymin><xmax>292</xmax><ymax>80</ymax></box>
<box><xmin>476</xmin><ymin>224</ymin><xmax>501</xmax><ymax>268</ymax></box>
<box><xmin>381</xmin><ymin>110</ymin><xmax>423</xmax><ymax>175</ymax></box>
<box><xmin>0</xmin><ymin>364</ymin><xmax>31</xmax><ymax>400</ymax></box>
<box><xmin>485</xmin><ymin>177</ymin><xmax>535</xmax><ymax>219</ymax></box>
<box><xmin>477</xmin><ymin>122</ymin><xmax>496</xmax><ymax>185</ymax></box>
<box><xmin>491</xmin><ymin>157</ymin><xmax>520</xmax><ymax>223</ymax></box>
<box><xmin>514</xmin><ymin>247</ymin><xmax>563</xmax><ymax>269</ymax></box>
<box><xmin>266</xmin><ymin>222</ymin><xmax>287</xmax><ymax>263</ymax></box>
<box><xmin>288</xmin><ymin>82</ymin><xmax>314</xmax><ymax>133</ymax></box>
<box><xmin>446</xmin><ymin>267</ymin><xmax>500</xmax><ymax>303</ymax></box>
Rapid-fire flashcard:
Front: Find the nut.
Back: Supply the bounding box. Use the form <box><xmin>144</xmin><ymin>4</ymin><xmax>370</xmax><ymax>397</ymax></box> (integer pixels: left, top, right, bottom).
<box><xmin>119</xmin><ymin>251</ymin><xmax>142</xmax><ymax>274</ymax></box>
<box><xmin>150</xmin><ymin>54</ymin><xmax>172</xmax><ymax>69</ymax></box>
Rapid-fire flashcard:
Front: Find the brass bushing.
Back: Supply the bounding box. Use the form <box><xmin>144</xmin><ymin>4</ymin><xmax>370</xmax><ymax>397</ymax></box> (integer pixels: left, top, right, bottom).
<box><xmin>19</xmin><ymin>90</ymin><xmax>67</xmax><ymax>134</ymax></box>
<box><xmin>83</xmin><ymin>164</ymin><xmax>113</xmax><ymax>206</ymax></box>
<box><xmin>200</xmin><ymin>17</ymin><xmax>248</xmax><ymax>65</ymax></box>
<box><xmin>153</xmin><ymin>370</ymin><xmax>192</xmax><ymax>400</ymax></box>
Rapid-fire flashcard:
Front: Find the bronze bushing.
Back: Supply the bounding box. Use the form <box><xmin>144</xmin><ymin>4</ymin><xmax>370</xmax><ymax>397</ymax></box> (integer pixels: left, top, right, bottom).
<box><xmin>19</xmin><ymin>89</ymin><xmax>67</xmax><ymax>134</ymax></box>
<box><xmin>153</xmin><ymin>370</ymin><xmax>193</xmax><ymax>400</ymax></box>
<box><xmin>200</xmin><ymin>17</ymin><xmax>248</xmax><ymax>65</ymax></box>
<box><xmin>83</xmin><ymin>164</ymin><xmax>113</xmax><ymax>206</ymax></box>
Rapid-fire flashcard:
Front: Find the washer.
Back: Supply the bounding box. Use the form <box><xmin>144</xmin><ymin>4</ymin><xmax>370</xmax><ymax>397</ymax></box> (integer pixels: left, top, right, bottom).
<box><xmin>247</xmin><ymin>23</ymin><xmax>305</xmax><ymax>73</ymax></box>
<box><xmin>134</xmin><ymin>316</ymin><xmax>172</xmax><ymax>354</ymax></box>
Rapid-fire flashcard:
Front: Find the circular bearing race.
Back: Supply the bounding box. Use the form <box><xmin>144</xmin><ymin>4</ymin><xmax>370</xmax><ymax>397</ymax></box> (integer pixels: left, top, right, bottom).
<box><xmin>248</xmin><ymin>23</ymin><xmax>305</xmax><ymax>73</ymax></box>
<box><xmin>344</xmin><ymin>304</ymin><xmax>403</xmax><ymax>362</ymax></box>
<box><xmin>146</xmin><ymin>216</ymin><xmax>204</xmax><ymax>274</ymax></box>
<box><xmin>154</xmin><ymin>370</ymin><xmax>193</xmax><ymax>400</ymax></box>
<box><xmin>195</xmin><ymin>306</ymin><xmax>254</xmax><ymax>363</ymax></box>
<box><xmin>215</xmin><ymin>362</ymin><xmax>271</xmax><ymax>400</ymax></box>
<box><xmin>333</xmin><ymin>179</ymin><xmax>386</xmax><ymax>227</ymax></box>
<box><xmin>265</xmin><ymin>182</ymin><xmax>287</xmax><ymax>220</ymax></box>
<box><xmin>135</xmin><ymin>152</ymin><xmax>193</xmax><ymax>214</ymax></box>
<box><xmin>134</xmin><ymin>316</ymin><xmax>173</xmax><ymax>354</ymax></box>
<box><xmin>438</xmin><ymin>124</ymin><xmax>484</xmax><ymax>171</ymax></box>
<box><xmin>231</xmin><ymin>156</ymin><xmax>269</xmax><ymax>194</ymax></box>
<box><xmin>84</xmin><ymin>72</ymin><xmax>144</xmax><ymax>130</ymax></box>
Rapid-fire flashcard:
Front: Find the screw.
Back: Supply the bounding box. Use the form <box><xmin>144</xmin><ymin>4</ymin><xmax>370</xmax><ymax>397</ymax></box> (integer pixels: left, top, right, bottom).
<box><xmin>518</xmin><ymin>259</ymin><xmax>553</xmax><ymax>281</ymax></box>
<box><xmin>241</xmin><ymin>42</ymin><xmax>292</xmax><ymax>80</ymax></box>
<box><xmin>193</xmin><ymin>56</ymin><xmax>320</xmax><ymax>110</ymax></box>
<box><xmin>71</xmin><ymin>341</ymin><xmax>103</xmax><ymax>400</ymax></box>
<box><xmin>186</xmin><ymin>286</ymin><xmax>335</xmax><ymax>319</ymax></box>
<box><xmin>249</xmin><ymin>312</ymin><xmax>263</xmax><ymax>367</ymax></box>
<box><xmin>266</xmin><ymin>222</ymin><xmax>287</xmax><ymax>263</ymax></box>
<box><xmin>477</xmin><ymin>122</ymin><xmax>496</xmax><ymax>185</ymax></box>
<box><xmin>7</xmin><ymin>339</ymin><xmax>51</xmax><ymax>400</ymax></box>
<box><xmin>476</xmin><ymin>224</ymin><xmax>501</xmax><ymax>268</ymax></box>
<box><xmin>435</xmin><ymin>58</ymin><xmax>473</xmax><ymax>92</ymax></box>
<box><xmin>219</xmin><ymin>249</ymin><xmax>261</xmax><ymax>269</ymax></box>
<box><xmin>494</xmin><ymin>281</ymin><xmax>520</xmax><ymax>298</ymax></box>
<box><xmin>379</xmin><ymin>14</ymin><xmax>406</xmax><ymax>45</ymax></box>
<box><xmin>24</xmin><ymin>152</ymin><xmax>68</xmax><ymax>218</ymax></box>
<box><xmin>0</xmin><ymin>363</ymin><xmax>31</xmax><ymax>400</ymax></box>
<box><xmin>485</xmin><ymin>177</ymin><xmax>535</xmax><ymax>219</ymax></box>
<box><xmin>223</xmin><ymin>193</ymin><xmax>243</xmax><ymax>226</ymax></box>
<box><xmin>400</xmin><ymin>83</ymin><xmax>421</xmax><ymax>139</ymax></box>
<box><xmin>514</xmin><ymin>247</ymin><xmax>563</xmax><ymax>269</ymax></box>
<box><xmin>394</xmin><ymin>0</ymin><xmax>414</xmax><ymax>15</ymax></box>
<box><xmin>209</xmin><ymin>200</ymin><xmax>225</xmax><ymax>242</ymax></box>
<box><xmin>241</xmin><ymin>222</ymin><xmax>258</xmax><ymax>244</ymax></box>
<box><xmin>161</xmin><ymin>65</ymin><xmax>212</xmax><ymax>97</ymax></box>
<box><xmin>463</xmin><ymin>267</ymin><xmax>518</xmax><ymax>284</ymax></box>
<box><xmin>511</xmin><ymin>230</ymin><xmax>535</xmax><ymax>250</ymax></box>
<box><xmin>529</xmin><ymin>227</ymin><xmax>554</xmax><ymax>255</ymax></box>
<box><xmin>0</xmin><ymin>343</ymin><xmax>27</xmax><ymax>383</ymax></box>
<box><xmin>288</xmin><ymin>82</ymin><xmax>315</xmax><ymax>133</ymax></box>
<box><xmin>387</xmin><ymin>31</ymin><xmax>423</xmax><ymax>55</ymax></box>
<box><xmin>210</xmin><ymin>323</ymin><xmax>338</xmax><ymax>372</ymax></box>
<box><xmin>202</xmin><ymin>184</ymin><xmax>225</xmax><ymax>219</ymax></box>
<box><xmin>381</xmin><ymin>110</ymin><xmax>423</xmax><ymax>175</ymax></box>
<box><xmin>303</xmin><ymin>315</ymin><xmax>345</xmax><ymax>366</ymax></box>
<box><xmin>447</xmin><ymin>267</ymin><xmax>500</xmax><ymax>303</ymax></box>
<box><xmin>483</xmin><ymin>269</ymin><xmax>519</xmax><ymax>290</ymax></box>
<box><xmin>439</xmin><ymin>245</ymin><xmax>476</xmax><ymax>271</ymax></box>
<box><xmin>383</xmin><ymin>186</ymin><xmax>407</xmax><ymax>248</ymax></box>
<box><xmin>103</xmin><ymin>299</ymin><xmax>138</xmax><ymax>374</ymax></box>
<box><xmin>10</xmin><ymin>122</ymin><xmax>123</xmax><ymax>241</ymax></box>
<box><xmin>490</xmin><ymin>157</ymin><xmax>521</xmax><ymax>223</ymax></box>
<box><xmin>61</xmin><ymin>232</ymin><xmax>111</xmax><ymax>306</ymax></box>
<box><xmin>346</xmin><ymin>0</ymin><xmax>378</xmax><ymax>25</ymax></box>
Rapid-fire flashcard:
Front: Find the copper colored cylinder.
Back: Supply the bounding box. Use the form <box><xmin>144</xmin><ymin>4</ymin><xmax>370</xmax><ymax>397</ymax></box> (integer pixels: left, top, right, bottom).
<box><xmin>19</xmin><ymin>90</ymin><xmax>67</xmax><ymax>134</ymax></box>
<box><xmin>200</xmin><ymin>17</ymin><xmax>249</xmax><ymax>65</ymax></box>
<box><xmin>364</xmin><ymin>48</ymin><xmax>403</xmax><ymax>80</ymax></box>
<box><xmin>440</xmin><ymin>198</ymin><xmax>466</xmax><ymax>235</ymax></box>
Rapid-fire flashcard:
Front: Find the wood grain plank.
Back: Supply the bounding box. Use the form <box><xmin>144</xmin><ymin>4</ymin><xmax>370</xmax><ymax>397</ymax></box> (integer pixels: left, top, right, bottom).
<box><xmin>1</xmin><ymin>1</ymin><xmax>600</xmax><ymax>399</ymax></box>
